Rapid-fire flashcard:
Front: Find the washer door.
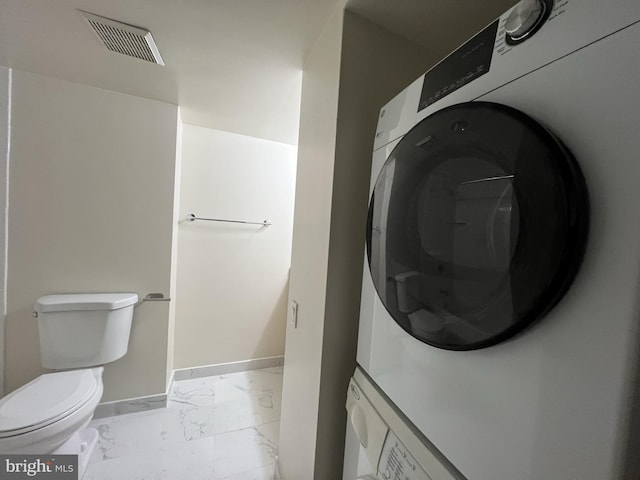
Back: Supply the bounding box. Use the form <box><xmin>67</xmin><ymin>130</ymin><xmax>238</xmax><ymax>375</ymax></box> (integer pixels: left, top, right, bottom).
<box><xmin>367</xmin><ymin>102</ymin><xmax>589</xmax><ymax>350</ymax></box>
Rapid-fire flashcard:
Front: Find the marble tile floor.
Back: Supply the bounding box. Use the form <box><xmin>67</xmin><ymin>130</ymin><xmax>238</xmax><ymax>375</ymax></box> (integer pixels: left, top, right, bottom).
<box><xmin>85</xmin><ymin>366</ymin><xmax>283</xmax><ymax>480</ymax></box>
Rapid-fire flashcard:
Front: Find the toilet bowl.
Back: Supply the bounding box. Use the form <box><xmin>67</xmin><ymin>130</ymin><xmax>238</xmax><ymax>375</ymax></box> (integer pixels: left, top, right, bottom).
<box><xmin>0</xmin><ymin>367</ymin><xmax>103</xmax><ymax>454</ymax></box>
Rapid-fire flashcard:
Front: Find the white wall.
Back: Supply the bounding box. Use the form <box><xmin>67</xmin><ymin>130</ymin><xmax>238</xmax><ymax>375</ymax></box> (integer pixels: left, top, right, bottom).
<box><xmin>0</xmin><ymin>66</ymin><xmax>9</xmax><ymax>396</ymax></box>
<box><xmin>278</xmin><ymin>2</ymin><xmax>346</xmax><ymax>478</ymax></box>
<box><xmin>173</xmin><ymin>125</ymin><xmax>296</xmax><ymax>369</ymax></box>
<box><xmin>5</xmin><ymin>70</ymin><xmax>179</xmax><ymax>402</ymax></box>
<box><xmin>166</xmin><ymin>110</ymin><xmax>183</xmax><ymax>382</ymax></box>
<box><xmin>279</xmin><ymin>6</ymin><xmax>439</xmax><ymax>478</ymax></box>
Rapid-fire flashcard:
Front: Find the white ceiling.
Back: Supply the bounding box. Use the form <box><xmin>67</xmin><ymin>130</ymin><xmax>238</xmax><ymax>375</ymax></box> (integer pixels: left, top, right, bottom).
<box><xmin>0</xmin><ymin>0</ymin><xmax>339</xmax><ymax>145</ymax></box>
<box><xmin>0</xmin><ymin>0</ymin><xmax>517</xmax><ymax>146</ymax></box>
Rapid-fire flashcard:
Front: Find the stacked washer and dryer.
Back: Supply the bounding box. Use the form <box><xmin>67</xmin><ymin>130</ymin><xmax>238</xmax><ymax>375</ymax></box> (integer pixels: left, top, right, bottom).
<box><xmin>347</xmin><ymin>0</ymin><xmax>640</xmax><ymax>479</ymax></box>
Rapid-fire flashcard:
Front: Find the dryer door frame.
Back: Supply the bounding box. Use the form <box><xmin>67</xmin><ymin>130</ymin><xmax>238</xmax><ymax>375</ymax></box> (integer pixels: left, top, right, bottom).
<box><xmin>366</xmin><ymin>101</ymin><xmax>589</xmax><ymax>350</ymax></box>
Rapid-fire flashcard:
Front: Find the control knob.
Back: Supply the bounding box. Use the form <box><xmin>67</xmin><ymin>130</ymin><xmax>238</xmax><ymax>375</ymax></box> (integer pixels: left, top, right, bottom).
<box><xmin>505</xmin><ymin>0</ymin><xmax>549</xmax><ymax>45</ymax></box>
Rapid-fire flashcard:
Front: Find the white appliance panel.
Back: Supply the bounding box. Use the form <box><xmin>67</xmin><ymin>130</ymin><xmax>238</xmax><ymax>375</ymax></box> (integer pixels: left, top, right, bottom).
<box><xmin>373</xmin><ymin>78</ymin><xmax>424</xmax><ymax>151</ymax></box>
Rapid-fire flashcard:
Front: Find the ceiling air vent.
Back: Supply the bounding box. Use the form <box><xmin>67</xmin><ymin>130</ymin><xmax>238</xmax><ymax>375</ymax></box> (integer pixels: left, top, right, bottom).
<box><xmin>79</xmin><ymin>10</ymin><xmax>165</xmax><ymax>65</ymax></box>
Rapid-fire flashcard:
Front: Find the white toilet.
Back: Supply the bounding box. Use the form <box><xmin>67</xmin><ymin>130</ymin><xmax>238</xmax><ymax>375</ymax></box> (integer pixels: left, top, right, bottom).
<box><xmin>0</xmin><ymin>293</ymin><xmax>137</xmax><ymax>467</ymax></box>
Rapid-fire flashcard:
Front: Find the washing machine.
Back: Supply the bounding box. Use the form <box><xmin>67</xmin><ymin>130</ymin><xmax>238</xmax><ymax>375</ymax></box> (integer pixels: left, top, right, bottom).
<box><xmin>356</xmin><ymin>1</ymin><xmax>640</xmax><ymax>479</ymax></box>
<box><xmin>345</xmin><ymin>367</ymin><xmax>461</xmax><ymax>480</ymax></box>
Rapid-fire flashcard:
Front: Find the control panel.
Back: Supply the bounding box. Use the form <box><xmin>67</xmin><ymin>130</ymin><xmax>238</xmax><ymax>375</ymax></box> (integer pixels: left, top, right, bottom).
<box><xmin>418</xmin><ymin>20</ymin><xmax>498</xmax><ymax>112</ymax></box>
<box><xmin>378</xmin><ymin>431</ymin><xmax>431</xmax><ymax>480</ymax></box>
<box><xmin>346</xmin><ymin>377</ymin><xmax>389</xmax><ymax>471</ymax></box>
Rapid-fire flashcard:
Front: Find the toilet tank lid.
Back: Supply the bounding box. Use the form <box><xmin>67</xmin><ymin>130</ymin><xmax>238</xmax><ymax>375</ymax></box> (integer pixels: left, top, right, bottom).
<box><xmin>36</xmin><ymin>293</ymin><xmax>139</xmax><ymax>312</ymax></box>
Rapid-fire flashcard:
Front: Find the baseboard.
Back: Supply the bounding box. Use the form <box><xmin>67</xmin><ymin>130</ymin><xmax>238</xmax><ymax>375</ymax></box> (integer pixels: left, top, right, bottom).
<box><xmin>93</xmin><ymin>392</ymin><xmax>168</xmax><ymax>419</ymax></box>
<box><xmin>94</xmin><ymin>356</ymin><xmax>283</xmax><ymax>419</ymax></box>
<box><xmin>93</xmin><ymin>370</ymin><xmax>176</xmax><ymax>419</ymax></box>
<box><xmin>173</xmin><ymin>355</ymin><xmax>284</xmax><ymax>381</ymax></box>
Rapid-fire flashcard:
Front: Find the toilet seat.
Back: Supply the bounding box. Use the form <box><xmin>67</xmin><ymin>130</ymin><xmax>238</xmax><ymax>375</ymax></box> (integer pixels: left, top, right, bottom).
<box><xmin>0</xmin><ymin>369</ymin><xmax>99</xmax><ymax>437</ymax></box>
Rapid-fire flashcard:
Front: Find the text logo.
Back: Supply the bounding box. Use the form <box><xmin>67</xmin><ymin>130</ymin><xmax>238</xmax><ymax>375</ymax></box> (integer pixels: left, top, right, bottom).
<box><xmin>0</xmin><ymin>455</ymin><xmax>77</xmax><ymax>479</ymax></box>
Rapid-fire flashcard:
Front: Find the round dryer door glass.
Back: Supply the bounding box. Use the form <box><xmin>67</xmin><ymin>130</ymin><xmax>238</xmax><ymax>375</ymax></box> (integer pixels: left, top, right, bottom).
<box><xmin>367</xmin><ymin>102</ymin><xmax>589</xmax><ymax>350</ymax></box>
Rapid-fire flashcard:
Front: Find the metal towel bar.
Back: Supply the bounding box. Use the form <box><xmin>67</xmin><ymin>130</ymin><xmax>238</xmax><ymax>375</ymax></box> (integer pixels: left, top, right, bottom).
<box><xmin>187</xmin><ymin>213</ymin><xmax>271</xmax><ymax>226</ymax></box>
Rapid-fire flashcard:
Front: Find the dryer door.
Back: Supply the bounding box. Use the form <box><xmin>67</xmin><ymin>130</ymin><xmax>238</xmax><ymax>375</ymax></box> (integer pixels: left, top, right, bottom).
<box><xmin>367</xmin><ymin>101</ymin><xmax>589</xmax><ymax>350</ymax></box>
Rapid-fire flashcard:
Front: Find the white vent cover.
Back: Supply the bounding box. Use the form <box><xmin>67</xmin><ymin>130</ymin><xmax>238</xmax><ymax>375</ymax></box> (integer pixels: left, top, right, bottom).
<box><xmin>79</xmin><ymin>10</ymin><xmax>164</xmax><ymax>65</ymax></box>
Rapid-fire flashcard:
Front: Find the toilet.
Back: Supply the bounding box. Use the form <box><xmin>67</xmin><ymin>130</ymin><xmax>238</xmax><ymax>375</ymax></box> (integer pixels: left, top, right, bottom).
<box><xmin>0</xmin><ymin>293</ymin><xmax>137</xmax><ymax>471</ymax></box>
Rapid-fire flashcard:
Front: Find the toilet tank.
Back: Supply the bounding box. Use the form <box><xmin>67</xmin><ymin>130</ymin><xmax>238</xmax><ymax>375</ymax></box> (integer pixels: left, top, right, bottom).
<box><xmin>35</xmin><ymin>293</ymin><xmax>138</xmax><ymax>370</ymax></box>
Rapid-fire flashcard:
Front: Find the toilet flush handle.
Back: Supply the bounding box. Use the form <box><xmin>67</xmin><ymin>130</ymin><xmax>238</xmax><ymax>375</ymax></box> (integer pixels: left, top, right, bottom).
<box><xmin>134</xmin><ymin>293</ymin><xmax>171</xmax><ymax>307</ymax></box>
